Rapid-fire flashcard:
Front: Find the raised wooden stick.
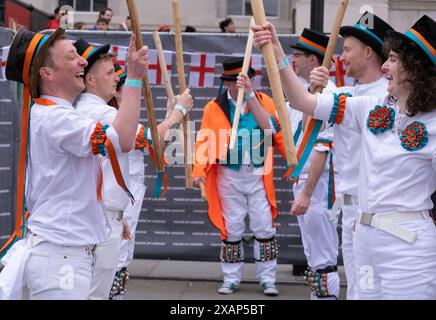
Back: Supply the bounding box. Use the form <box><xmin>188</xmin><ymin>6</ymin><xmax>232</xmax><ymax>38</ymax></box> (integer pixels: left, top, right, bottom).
<box><xmin>126</xmin><ymin>0</ymin><xmax>164</xmax><ymax>172</ymax></box>
<box><xmin>172</xmin><ymin>0</ymin><xmax>193</xmax><ymax>188</ymax></box>
<box><xmin>152</xmin><ymin>31</ymin><xmax>175</xmax><ymax>102</ymax></box>
<box><xmin>229</xmin><ymin>17</ymin><xmax>255</xmax><ymax>151</ymax></box>
<box><xmin>305</xmin><ymin>0</ymin><xmax>349</xmax><ymax>129</ymax></box>
<box><xmin>250</xmin><ymin>0</ymin><xmax>297</xmax><ymax>167</ymax></box>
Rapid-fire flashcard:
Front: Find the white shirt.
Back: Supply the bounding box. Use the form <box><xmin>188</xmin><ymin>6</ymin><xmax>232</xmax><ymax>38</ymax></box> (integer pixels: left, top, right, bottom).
<box><xmin>26</xmin><ymin>95</ymin><xmax>121</xmax><ymax>246</ymax></box>
<box><xmin>326</xmin><ymin>77</ymin><xmax>388</xmax><ymax>196</ymax></box>
<box><xmin>75</xmin><ymin>93</ymin><xmax>131</xmax><ymax>212</ymax></box>
<box><xmin>315</xmin><ymin>93</ymin><xmax>436</xmax><ymax>214</ymax></box>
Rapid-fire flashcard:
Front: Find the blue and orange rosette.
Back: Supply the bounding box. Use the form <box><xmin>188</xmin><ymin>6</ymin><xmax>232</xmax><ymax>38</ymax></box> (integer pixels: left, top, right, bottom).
<box><xmin>91</xmin><ymin>122</ymin><xmax>109</xmax><ymax>156</ymax></box>
<box><xmin>400</xmin><ymin>121</ymin><xmax>428</xmax><ymax>151</ymax></box>
<box><xmin>135</xmin><ymin>125</ymin><xmax>150</xmax><ymax>152</ymax></box>
<box><xmin>367</xmin><ymin>105</ymin><xmax>395</xmax><ymax>134</ymax></box>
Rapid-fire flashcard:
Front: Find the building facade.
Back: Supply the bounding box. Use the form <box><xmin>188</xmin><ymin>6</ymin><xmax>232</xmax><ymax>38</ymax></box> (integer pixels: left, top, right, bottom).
<box><xmin>15</xmin><ymin>0</ymin><xmax>436</xmax><ymax>34</ymax></box>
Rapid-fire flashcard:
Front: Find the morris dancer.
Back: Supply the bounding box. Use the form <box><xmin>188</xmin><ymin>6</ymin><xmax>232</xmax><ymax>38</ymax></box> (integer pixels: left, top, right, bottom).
<box><xmin>74</xmin><ymin>41</ymin><xmax>192</xmax><ymax>299</ymax></box>
<box><xmin>307</xmin><ymin>12</ymin><xmax>394</xmax><ymax>299</ymax></box>
<box><xmin>193</xmin><ymin>57</ymin><xmax>285</xmax><ymax>296</ymax></box>
<box><xmin>0</xmin><ymin>30</ymin><xmax>148</xmax><ymax>299</ymax></box>
<box><xmin>286</xmin><ymin>29</ymin><xmax>339</xmax><ymax>299</ymax></box>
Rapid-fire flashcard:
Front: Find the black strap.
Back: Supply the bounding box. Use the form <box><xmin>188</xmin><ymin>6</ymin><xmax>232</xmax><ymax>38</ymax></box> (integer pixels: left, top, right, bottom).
<box><xmin>316</xmin><ymin>265</ymin><xmax>338</xmax><ymax>273</ymax></box>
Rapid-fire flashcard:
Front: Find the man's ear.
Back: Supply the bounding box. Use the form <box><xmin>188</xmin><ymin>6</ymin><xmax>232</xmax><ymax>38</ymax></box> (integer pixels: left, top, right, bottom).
<box><xmin>85</xmin><ymin>73</ymin><xmax>94</xmax><ymax>87</ymax></box>
<box><xmin>39</xmin><ymin>66</ymin><xmax>53</xmax><ymax>81</ymax></box>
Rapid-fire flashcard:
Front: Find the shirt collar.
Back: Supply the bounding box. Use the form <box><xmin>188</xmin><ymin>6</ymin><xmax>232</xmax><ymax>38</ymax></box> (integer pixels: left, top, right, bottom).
<box><xmin>40</xmin><ymin>95</ymin><xmax>74</xmax><ymax>107</ymax></box>
<box><xmin>227</xmin><ymin>90</ymin><xmax>248</xmax><ymax>112</ymax></box>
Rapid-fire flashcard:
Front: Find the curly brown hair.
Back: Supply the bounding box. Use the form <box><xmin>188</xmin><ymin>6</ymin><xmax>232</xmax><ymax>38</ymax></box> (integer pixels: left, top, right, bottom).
<box><xmin>384</xmin><ymin>37</ymin><xmax>436</xmax><ymax>116</ymax></box>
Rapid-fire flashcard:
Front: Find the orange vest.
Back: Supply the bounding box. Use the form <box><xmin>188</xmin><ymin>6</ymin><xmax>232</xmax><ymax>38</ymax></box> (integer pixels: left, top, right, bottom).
<box><xmin>193</xmin><ymin>91</ymin><xmax>286</xmax><ymax>240</ymax></box>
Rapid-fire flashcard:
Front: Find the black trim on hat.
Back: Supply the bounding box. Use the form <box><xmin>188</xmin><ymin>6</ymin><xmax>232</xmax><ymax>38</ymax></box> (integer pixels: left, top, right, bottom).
<box><xmin>339</xmin><ymin>12</ymin><xmax>394</xmax><ymax>60</ymax></box>
<box><xmin>73</xmin><ymin>38</ymin><xmax>110</xmax><ymax>74</ymax></box>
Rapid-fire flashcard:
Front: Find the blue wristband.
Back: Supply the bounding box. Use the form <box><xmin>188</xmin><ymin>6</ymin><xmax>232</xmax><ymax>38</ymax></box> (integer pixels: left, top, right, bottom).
<box><xmin>277</xmin><ymin>56</ymin><xmax>290</xmax><ymax>70</ymax></box>
<box><xmin>175</xmin><ymin>104</ymin><xmax>187</xmax><ymax>116</ymax></box>
<box><xmin>125</xmin><ymin>79</ymin><xmax>142</xmax><ymax>88</ymax></box>
<box><xmin>245</xmin><ymin>91</ymin><xmax>255</xmax><ymax>101</ymax></box>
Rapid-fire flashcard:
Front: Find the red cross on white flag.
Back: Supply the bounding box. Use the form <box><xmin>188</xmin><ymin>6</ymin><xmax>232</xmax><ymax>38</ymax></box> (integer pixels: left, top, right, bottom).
<box><xmin>250</xmin><ymin>54</ymin><xmax>263</xmax><ymax>89</ymax></box>
<box><xmin>110</xmin><ymin>45</ymin><xmax>128</xmax><ymax>67</ymax></box>
<box><xmin>189</xmin><ymin>53</ymin><xmax>216</xmax><ymax>88</ymax></box>
<box><xmin>148</xmin><ymin>49</ymin><xmax>172</xmax><ymax>85</ymax></box>
<box><xmin>0</xmin><ymin>46</ymin><xmax>10</xmax><ymax>81</ymax></box>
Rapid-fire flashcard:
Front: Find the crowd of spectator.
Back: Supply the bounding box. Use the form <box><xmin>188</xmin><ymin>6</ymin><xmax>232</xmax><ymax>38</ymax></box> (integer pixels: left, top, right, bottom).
<box><xmin>42</xmin><ymin>7</ymin><xmax>235</xmax><ymax>33</ymax></box>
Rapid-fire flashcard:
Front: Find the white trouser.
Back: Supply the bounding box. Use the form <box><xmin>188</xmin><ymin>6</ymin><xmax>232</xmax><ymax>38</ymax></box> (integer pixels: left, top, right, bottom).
<box><xmin>340</xmin><ymin>196</ymin><xmax>359</xmax><ymax>300</ymax></box>
<box><xmin>89</xmin><ymin>210</ymin><xmax>123</xmax><ymax>300</ymax></box>
<box><xmin>117</xmin><ymin>181</ymin><xmax>146</xmax><ymax>269</ymax></box>
<box><xmin>293</xmin><ymin>180</ymin><xmax>340</xmax><ymax>299</ymax></box>
<box><xmin>217</xmin><ymin>165</ymin><xmax>276</xmax><ymax>285</ymax></box>
<box><xmin>354</xmin><ymin>211</ymin><xmax>436</xmax><ymax>300</ymax></box>
<box><xmin>23</xmin><ymin>234</ymin><xmax>95</xmax><ymax>300</ymax></box>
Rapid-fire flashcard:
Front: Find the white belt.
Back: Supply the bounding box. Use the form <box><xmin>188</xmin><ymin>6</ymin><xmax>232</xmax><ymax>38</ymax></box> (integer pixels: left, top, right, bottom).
<box><xmin>107</xmin><ymin>209</ymin><xmax>124</xmax><ymax>221</ymax></box>
<box><xmin>330</xmin><ymin>194</ymin><xmax>358</xmax><ymax>220</ymax></box>
<box><xmin>356</xmin><ymin>211</ymin><xmax>429</xmax><ymax>244</ymax></box>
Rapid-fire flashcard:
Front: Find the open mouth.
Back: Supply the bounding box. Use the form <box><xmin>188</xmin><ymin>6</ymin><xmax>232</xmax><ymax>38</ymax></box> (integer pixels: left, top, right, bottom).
<box><xmin>385</xmin><ymin>74</ymin><xmax>393</xmax><ymax>81</ymax></box>
<box><xmin>75</xmin><ymin>71</ymin><xmax>85</xmax><ymax>79</ymax></box>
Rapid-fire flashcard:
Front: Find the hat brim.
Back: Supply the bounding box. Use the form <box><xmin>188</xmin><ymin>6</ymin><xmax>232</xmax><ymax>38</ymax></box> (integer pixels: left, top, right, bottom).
<box><xmin>220</xmin><ymin>67</ymin><xmax>256</xmax><ymax>81</ymax></box>
<box><xmin>385</xmin><ymin>30</ymin><xmax>435</xmax><ymax>66</ymax></box>
<box><xmin>84</xmin><ymin>44</ymin><xmax>111</xmax><ymax>74</ymax></box>
<box><xmin>290</xmin><ymin>44</ymin><xmax>324</xmax><ymax>60</ymax></box>
<box><xmin>29</xmin><ymin>28</ymin><xmax>66</xmax><ymax>97</ymax></box>
<box><xmin>340</xmin><ymin>26</ymin><xmax>386</xmax><ymax>60</ymax></box>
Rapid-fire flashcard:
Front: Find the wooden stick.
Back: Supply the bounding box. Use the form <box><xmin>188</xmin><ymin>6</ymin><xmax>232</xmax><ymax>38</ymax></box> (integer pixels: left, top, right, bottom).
<box><xmin>199</xmin><ymin>181</ymin><xmax>207</xmax><ymax>202</ymax></box>
<box><xmin>305</xmin><ymin>0</ymin><xmax>349</xmax><ymax>129</ymax></box>
<box><xmin>250</xmin><ymin>0</ymin><xmax>297</xmax><ymax>167</ymax></box>
<box><xmin>152</xmin><ymin>31</ymin><xmax>175</xmax><ymax>101</ymax></box>
<box><xmin>126</xmin><ymin>0</ymin><xmax>164</xmax><ymax>172</ymax></box>
<box><xmin>229</xmin><ymin>18</ymin><xmax>255</xmax><ymax>151</ymax></box>
<box><xmin>172</xmin><ymin>0</ymin><xmax>193</xmax><ymax>188</ymax></box>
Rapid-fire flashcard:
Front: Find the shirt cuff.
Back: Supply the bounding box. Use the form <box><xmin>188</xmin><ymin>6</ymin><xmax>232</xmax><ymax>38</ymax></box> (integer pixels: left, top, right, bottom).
<box><xmin>314</xmin><ymin>94</ymin><xmax>335</xmax><ymax>123</ymax></box>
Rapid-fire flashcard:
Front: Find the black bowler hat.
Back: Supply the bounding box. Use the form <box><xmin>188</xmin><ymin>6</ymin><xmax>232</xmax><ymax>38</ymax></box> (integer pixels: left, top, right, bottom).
<box><xmin>73</xmin><ymin>38</ymin><xmax>110</xmax><ymax>74</ymax></box>
<box><xmin>220</xmin><ymin>57</ymin><xmax>256</xmax><ymax>82</ymax></box>
<box><xmin>290</xmin><ymin>28</ymin><xmax>329</xmax><ymax>60</ymax></box>
<box><xmin>6</xmin><ymin>27</ymin><xmax>65</xmax><ymax>98</ymax></box>
<box><xmin>114</xmin><ymin>63</ymin><xmax>127</xmax><ymax>89</ymax></box>
<box><xmin>386</xmin><ymin>15</ymin><xmax>436</xmax><ymax>66</ymax></box>
<box><xmin>340</xmin><ymin>12</ymin><xmax>394</xmax><ymax>60</ymax></box>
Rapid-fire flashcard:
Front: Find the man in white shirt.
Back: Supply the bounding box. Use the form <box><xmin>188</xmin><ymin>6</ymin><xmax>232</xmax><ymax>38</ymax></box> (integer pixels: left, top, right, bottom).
<box><xmin>0</xmin><ymin>29</ymin><xmax>149</xmax><ymax>300</ymax></box>
<box><xmin>308</xmin><ymin>12</ymin><xmax>394</xmax><ymax>299</ymax></box>
<box><xmin>74</xmin><ymin>40</ymin><xmax>193</xmax><ymax>299</ymax></box>
<box><xmin>285</xmin><ymin>29</ymin><xmax>340</xmax><ymax>299</ymax></box>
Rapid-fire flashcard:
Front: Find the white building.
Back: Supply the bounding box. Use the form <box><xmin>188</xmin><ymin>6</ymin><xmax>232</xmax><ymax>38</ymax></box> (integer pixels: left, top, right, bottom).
<box><xmin>20</xmin><ymin>0</ymin><xmax>436</xmax><ymax>33</ymax></box>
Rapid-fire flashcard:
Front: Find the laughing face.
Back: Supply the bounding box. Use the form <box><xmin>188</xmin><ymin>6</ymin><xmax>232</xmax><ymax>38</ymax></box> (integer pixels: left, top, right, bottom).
<box><xmin>45</xmin><ymin>39</ymin><xmax>88</xmax><ymax>99</ymax></box>
<box><xmin>381</xmin><ymin>50</ymin><xmax>409</xmax><ymax>98</ymax></box>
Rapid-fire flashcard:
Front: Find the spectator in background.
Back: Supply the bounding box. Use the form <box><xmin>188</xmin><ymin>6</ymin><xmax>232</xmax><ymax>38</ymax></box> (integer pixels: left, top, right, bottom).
<box><xmin>100</xmin><ymin>8</ymin><xmax>113</xmax><ymax>22</ymax></box>
<box><xmin>96</xmin><ymin>18</ymin><xmax>110</xmax><ymax>31</ymax></box>
<box><xmin>219</xmin><ymin>18</ymin><xmax>235</xmax><ymax>33</ymax></box>
<box><xmin>185</xmin><ymin>25</ymin><xmax>196</xmax><ymax>32</ymax></box>
<box><xmin>46</xmin><ymin>6</ymin><xmax>62</xmax><ymax>30</ymax></box>
<box><xmin>119</xmin><ymin>16</ymin><xmax>132</xmax><ymax>31</ymax></box>
<box><xmin>91</xmin><ymin>8</ymin><xmax>113</xmax><ymax>30</ymax></box>
<box><xmin>74</xmin><ymin>22</ymin><xmax>86</xmax><ymax>30</ymax></box>
<box><xmin>158</xmin><ymin>24</ymin><xmax>171</xmax><ymax>32</ymax></box>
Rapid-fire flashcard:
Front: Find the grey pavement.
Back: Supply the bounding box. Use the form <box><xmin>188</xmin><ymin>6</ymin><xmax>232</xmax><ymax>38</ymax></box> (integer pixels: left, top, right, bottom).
<box><xmin>123</xmin><ymin>260</ymin><xmax>347</xmax><ymax>300</ymax></box>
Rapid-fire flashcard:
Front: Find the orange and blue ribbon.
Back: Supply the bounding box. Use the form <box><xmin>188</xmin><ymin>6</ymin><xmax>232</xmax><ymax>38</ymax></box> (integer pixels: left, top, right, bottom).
<box><xmin>284</xmin><ymin>118</ymin><xmax>323</xmax><ymax>181</ymax></box>
<box><xmin>136</xmin><ymin>126</ymin><xmax>168</xmax><ymax>198</ymax></box>
<box><xmin>315</xmin><ymin>139</ymin><xmax>336</xmax><ymax>209</ymax></box>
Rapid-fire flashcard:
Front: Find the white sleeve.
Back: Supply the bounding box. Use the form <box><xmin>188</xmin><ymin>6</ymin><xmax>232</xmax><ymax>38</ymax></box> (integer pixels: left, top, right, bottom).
<box><xmin>314</xmin><ymin>125</ymin><xmax>333</xmax><ymax>153</ymax></box>
<box><xmin>314</xmin><ymin>94</ymin><xmax>378</xmax><ymax>134</ymax></box>
<box><xmin>44</xmin><ymin>108</ymin><xmax>122</xmax><ymax>157</ymax></box>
